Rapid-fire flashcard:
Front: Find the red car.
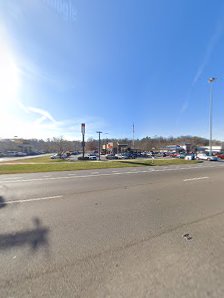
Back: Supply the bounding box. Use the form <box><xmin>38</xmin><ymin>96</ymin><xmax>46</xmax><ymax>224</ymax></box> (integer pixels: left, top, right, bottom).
<box><xmin>170</xmin><ymin>152</ymin><xmax>178</xmax><ymax>158</ymax></box>
<box><xmin>216</xmin><ymin>153</ymin><xmax>224</xmax><ymax>159</ymax></box>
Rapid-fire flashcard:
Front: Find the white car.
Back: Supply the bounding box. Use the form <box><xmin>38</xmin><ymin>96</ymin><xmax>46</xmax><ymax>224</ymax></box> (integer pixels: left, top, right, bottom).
<box><xmin>115</xmin><ymin>154</ymin><xmax>124</xmax><ymax>159</ymax></box>
<box><xmin>196</xmin><ymin>153</ymin><xmax>218</xmax><ymax>161</ymax></box>
<box><xmin>88</xmin><ymin>154</ymin><xmax>97</xmax><ymax>160</ymax></box>
<box><xmin>50</xmin><ymin>153</ymin><xmax>60</xmax><ymax>159</ymax></box>
<box><xmin>184</xmin><ymin>154</ymin><xmax>194</xmax><ymax>160</ymax></box>
<box><xmin>17</xmin><ymin>152</ymin><xmax>27</xmax><ymax>156</ymax></box>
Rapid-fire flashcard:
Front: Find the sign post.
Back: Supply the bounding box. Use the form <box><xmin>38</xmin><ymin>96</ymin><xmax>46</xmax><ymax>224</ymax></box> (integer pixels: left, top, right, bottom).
<box><xmin>81</xmin><ymin>123</ymin><xmax>85</xmax><ymax>159</ymax></box>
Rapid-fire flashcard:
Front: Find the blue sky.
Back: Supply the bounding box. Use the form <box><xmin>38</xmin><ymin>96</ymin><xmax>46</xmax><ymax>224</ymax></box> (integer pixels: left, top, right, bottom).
<box><xmin>1</xmin><ymin>0</ymin><xmax>224</xmax><ymax>140</ymax></box>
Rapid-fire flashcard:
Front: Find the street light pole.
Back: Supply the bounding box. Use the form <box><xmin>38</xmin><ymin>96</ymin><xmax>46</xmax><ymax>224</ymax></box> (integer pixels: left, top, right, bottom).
<box><xmin>81</xmin><ymin>123</ymin><xmax>85</xmax><ymax>159</ymax></box>
<box><xmin>96</xmin><ymin>131</ymin><xmax>102</xmax><ymax>160</ymax></box>
<box><xmin>208</xmin><ymin>77</ymin><xmax>216</xmax><ymax>156</ymax></box>
<box><xmin>132</xmin><ymin>122</ymin><xmax>135</xmax><ymax>150</ymax></box>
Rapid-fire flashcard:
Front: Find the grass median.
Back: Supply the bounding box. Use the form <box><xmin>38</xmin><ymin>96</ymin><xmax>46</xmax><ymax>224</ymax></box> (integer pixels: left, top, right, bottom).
<box><xmin>0</xmin><ymin>159</ymin><xmax>200</xmax><ymax>174</ymax></box>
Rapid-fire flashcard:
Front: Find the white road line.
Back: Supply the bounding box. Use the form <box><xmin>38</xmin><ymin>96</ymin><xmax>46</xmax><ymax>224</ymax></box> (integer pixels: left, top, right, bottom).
<box><xmin>0</xmin><ymin>195</ymin><xmax>63</xmax><ymax>205</ymax></box>
<box><xmin>0</xmin><ymin>164</ymin><xmax>221</xmax><ymax>184</ymax></box>
<box><xmin>91</xmin><ymin>172</ymin><xmax>100</xmax><ymax>174</ymax></box>
<box><xmin>1</xmin><ymin>174</ymin><xmax>112</xmax><ymax>183</ymax></box>
<box><xmin>183</xmin><ymin>177</ymin><xmax>209</xmax><ymax>182</ymax></box>
<box><xmin>43</xmin><ymin>175</ymin><xmax>51</xmax><ymax>178</ymax></box>
<box><xmin>1</xmin><ymin>176</ymin><xmax>23</xmax><ymax>180</ymax></box>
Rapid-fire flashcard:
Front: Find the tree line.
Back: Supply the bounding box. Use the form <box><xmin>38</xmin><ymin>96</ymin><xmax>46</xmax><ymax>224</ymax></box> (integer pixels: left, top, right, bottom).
<box><xmin>0</xmin><ymin>135</ymin><xmax>221</xmax><ymax>154</ymax></box>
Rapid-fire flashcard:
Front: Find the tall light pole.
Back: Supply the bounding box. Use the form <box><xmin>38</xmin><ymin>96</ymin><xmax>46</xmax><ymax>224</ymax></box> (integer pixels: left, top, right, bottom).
<box><xmin>208</xmin><ymin>77</ymin><xmax>216</xmax><ymax>156</ymax></box>
<box><xmin>96</xmin><ymin>131</ymin><xmax>102</xmax><ymax>160</ymax></box>
<box><xmin>81</xmin><ymin>123</ymin><xmax>85</xmax><ymax>159</ymax></box>
<box><xmin>132</xmin><ymin>122</ymin><xmax>135</xmax><ymax>150</ymax></box>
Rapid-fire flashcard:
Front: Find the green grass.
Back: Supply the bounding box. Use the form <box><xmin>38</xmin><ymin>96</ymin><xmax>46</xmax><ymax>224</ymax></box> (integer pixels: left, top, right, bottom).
<box><xmin>0</xmin><ymin>159</ymin><xmax>200</xmax><ymax>174</ymax></box>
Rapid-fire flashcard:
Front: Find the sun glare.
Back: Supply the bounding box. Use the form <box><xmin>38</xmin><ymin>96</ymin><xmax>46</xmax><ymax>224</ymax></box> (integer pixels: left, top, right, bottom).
<box><xmin>0</xmin><ymin>28</ymin><xmax>21</xmax><ymax>137</ymax></box>
<box><xmin>0</xmin><ymin>43</ymin><xmax>20</xmax><ymax>104</ymax></box>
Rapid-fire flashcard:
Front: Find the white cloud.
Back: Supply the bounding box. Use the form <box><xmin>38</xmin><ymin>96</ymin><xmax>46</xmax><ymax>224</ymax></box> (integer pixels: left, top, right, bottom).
<box><xmin>27</xmin><ymin>106</ymin><xmax>56</xmax><ymax>123</ymax></box>
<box><xmin>0</xmin><ymin>25</ymin><xmax>21</xmax><ymax>105</ymax></box>
<box><xmin>0</xmin><ymin>98</ymin><xmax>106</xmax><ymax>140</ymax></box>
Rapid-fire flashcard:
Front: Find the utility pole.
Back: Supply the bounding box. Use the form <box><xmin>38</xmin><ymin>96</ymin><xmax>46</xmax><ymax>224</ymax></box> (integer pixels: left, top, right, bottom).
<box><xmin>96</xmin><ymin>131</ymin><xmax>102</xmax><ymax>160</ymax></box>
<box><xmin>208</xmin><ymin>78</ymin><xmax>216</xmax><ymax>156</ymax></box>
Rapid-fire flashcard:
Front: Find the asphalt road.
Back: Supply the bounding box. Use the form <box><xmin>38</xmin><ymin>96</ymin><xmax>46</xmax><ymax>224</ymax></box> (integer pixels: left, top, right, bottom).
<box><xmin>1</xmin><ymin>162</ymin><xmax>224</xmax><ymax>297</ymax></box>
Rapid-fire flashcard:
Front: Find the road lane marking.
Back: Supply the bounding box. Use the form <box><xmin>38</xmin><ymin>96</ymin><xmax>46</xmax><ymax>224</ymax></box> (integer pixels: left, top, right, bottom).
<box><xmin>43</xmin><ymin>175</ymin><xmax>51</xmax><ymax>178</ymax></box>
<box><xmin>1</xmin><ymin>195</ymin><xmax>63</xmax><ymax>205</ymax></box>
<box><xmin>1</xmin><ymin>164</ymin><xmax>222</xmax><ymax>184</ymax></box>
<box><xmin>91</xmin><ymin>172</ymin><xmax>99</xmax><ymax>174</ymax></box>
<box><xmin>1</xmin><ymin>174</ymin><xmax>112</xmax><ymax>183</ymax></box>
<box><xmin>0</xmin><ymin>169</ymin><xmax>201</xmax><ymax>183</ymax></box>
<box><xmin>1</xmin><ymin>176</ymin><xmax>23</xmax><ymax>180</ymax></box>
<box><xmin>183</xmin><ymin>177</ymin><xmax>209</xmax><ymax>182</ymax></box>
<box><xmin>0</xmin><ymin>170</ymin><xmax>209</xmax><ymax>183</ymax></box>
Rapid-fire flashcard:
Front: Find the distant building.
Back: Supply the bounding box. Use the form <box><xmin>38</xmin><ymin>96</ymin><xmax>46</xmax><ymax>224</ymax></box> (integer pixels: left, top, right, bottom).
<box><xmin>160</xmin><ymin>145</ymin><xmax>184</xmax><ymax>153</ymax></box>
<box><xmin>102</xmin><ymin>142</ymin><xmax>129</xmax><ymax>154</ymax></box>
<box><xmin>196</xmin><ymin>145</ymin><xmax>222</xmax><ymax>153</ymax></box>
<box><xmin>160</xmin><ymin>144</ymin><xmax>222</xmax><ymax>154</ymax></box>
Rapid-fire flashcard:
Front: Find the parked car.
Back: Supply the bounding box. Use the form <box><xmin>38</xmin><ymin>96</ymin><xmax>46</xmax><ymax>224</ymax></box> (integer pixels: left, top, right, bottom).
<box><xmin>115</xmin><ymin>153</ymin><xmax>131</xmax><ymax>159</ymax></box>
<box><xmin>50</xmin><ymin>153</ymin><xmax>60</xmax><ymax>159</ymax></box>
<box><xmin>106</xmin><ymin>154</ymin><xmax>118</xmax><ymax>160</ymax></box>
<box><xmin>126</xmin><ymin>153</ymin><xmax>136</xmax><ymax>159</ymax></box>
<box><xmin>71</xmin><ymin>151</ymin><xmax>80</xmax><ymax>155</ymax></box>
<box><xmin>196</xmin><ymin>153</ymin><xmax>218</xmax><ymax>161</ymax></box>
<box><xmin>184</xmin><ymin>153</ymin><xmax>195</xmax><ymax>160</ymax></box>
<box><xmin>50</xmin><ymin>153</ymin><xmax>67</xmax><ymax>159</ymax></box>
<box><xmin>16</xmin><ymin>152</ymin><xmax>27</xmax><ymax>156</ymax></box>
<box><xmin>120</xmin><ymin>153</ymin><xmax>129</xmax><ymax>159</ymax></box>
<box><xmin>146</xmin><ymin>152</ymin><xmax>152</xmax><ymax>157</ymax></box>
<box><xmin>170</xmin><ymin>152</ymin><xmax>178</xmax><ymax>158</ymax></box>
<box><xmin>78</xmin><ymin>156</ymin><xmax>90</xmax><ymax>160</ymax></box>
<box><xmin>88</xmin><ymin>154</ymin><xmax>97</xmax><ymax>160</ymax></box>
<box><xmin>216</xmin><ymin>153</ymin><xmax>224</xmax><ymax>159</ymax></box>
<box><xmin>140</xmin><ymin>152</ymin><xmax>148</xmax><ymax>158</ymax></box>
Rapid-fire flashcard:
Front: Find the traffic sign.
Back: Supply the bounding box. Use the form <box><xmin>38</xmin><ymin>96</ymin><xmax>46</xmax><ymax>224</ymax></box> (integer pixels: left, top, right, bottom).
<box><xmin>81</xmin><ymin>123</ymin><xmax>85</xmax><ymax>135</ymax></box>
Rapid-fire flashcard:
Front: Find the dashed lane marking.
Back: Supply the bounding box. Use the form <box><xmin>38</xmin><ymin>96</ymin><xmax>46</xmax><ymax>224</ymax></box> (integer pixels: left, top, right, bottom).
<box><xmin>0</xmin><ymin>195</ymin><xmax>63</xmax><ymax>205</ymax></box>
<box><xmin>1</xmin><ymin>164</ymin><xmax>223</xmax><ymax>184</ymax></box>
<box><xmin>183</xmin><ymin>177</ymin><xmax>209</xmax><ymax>182</ymax></box>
